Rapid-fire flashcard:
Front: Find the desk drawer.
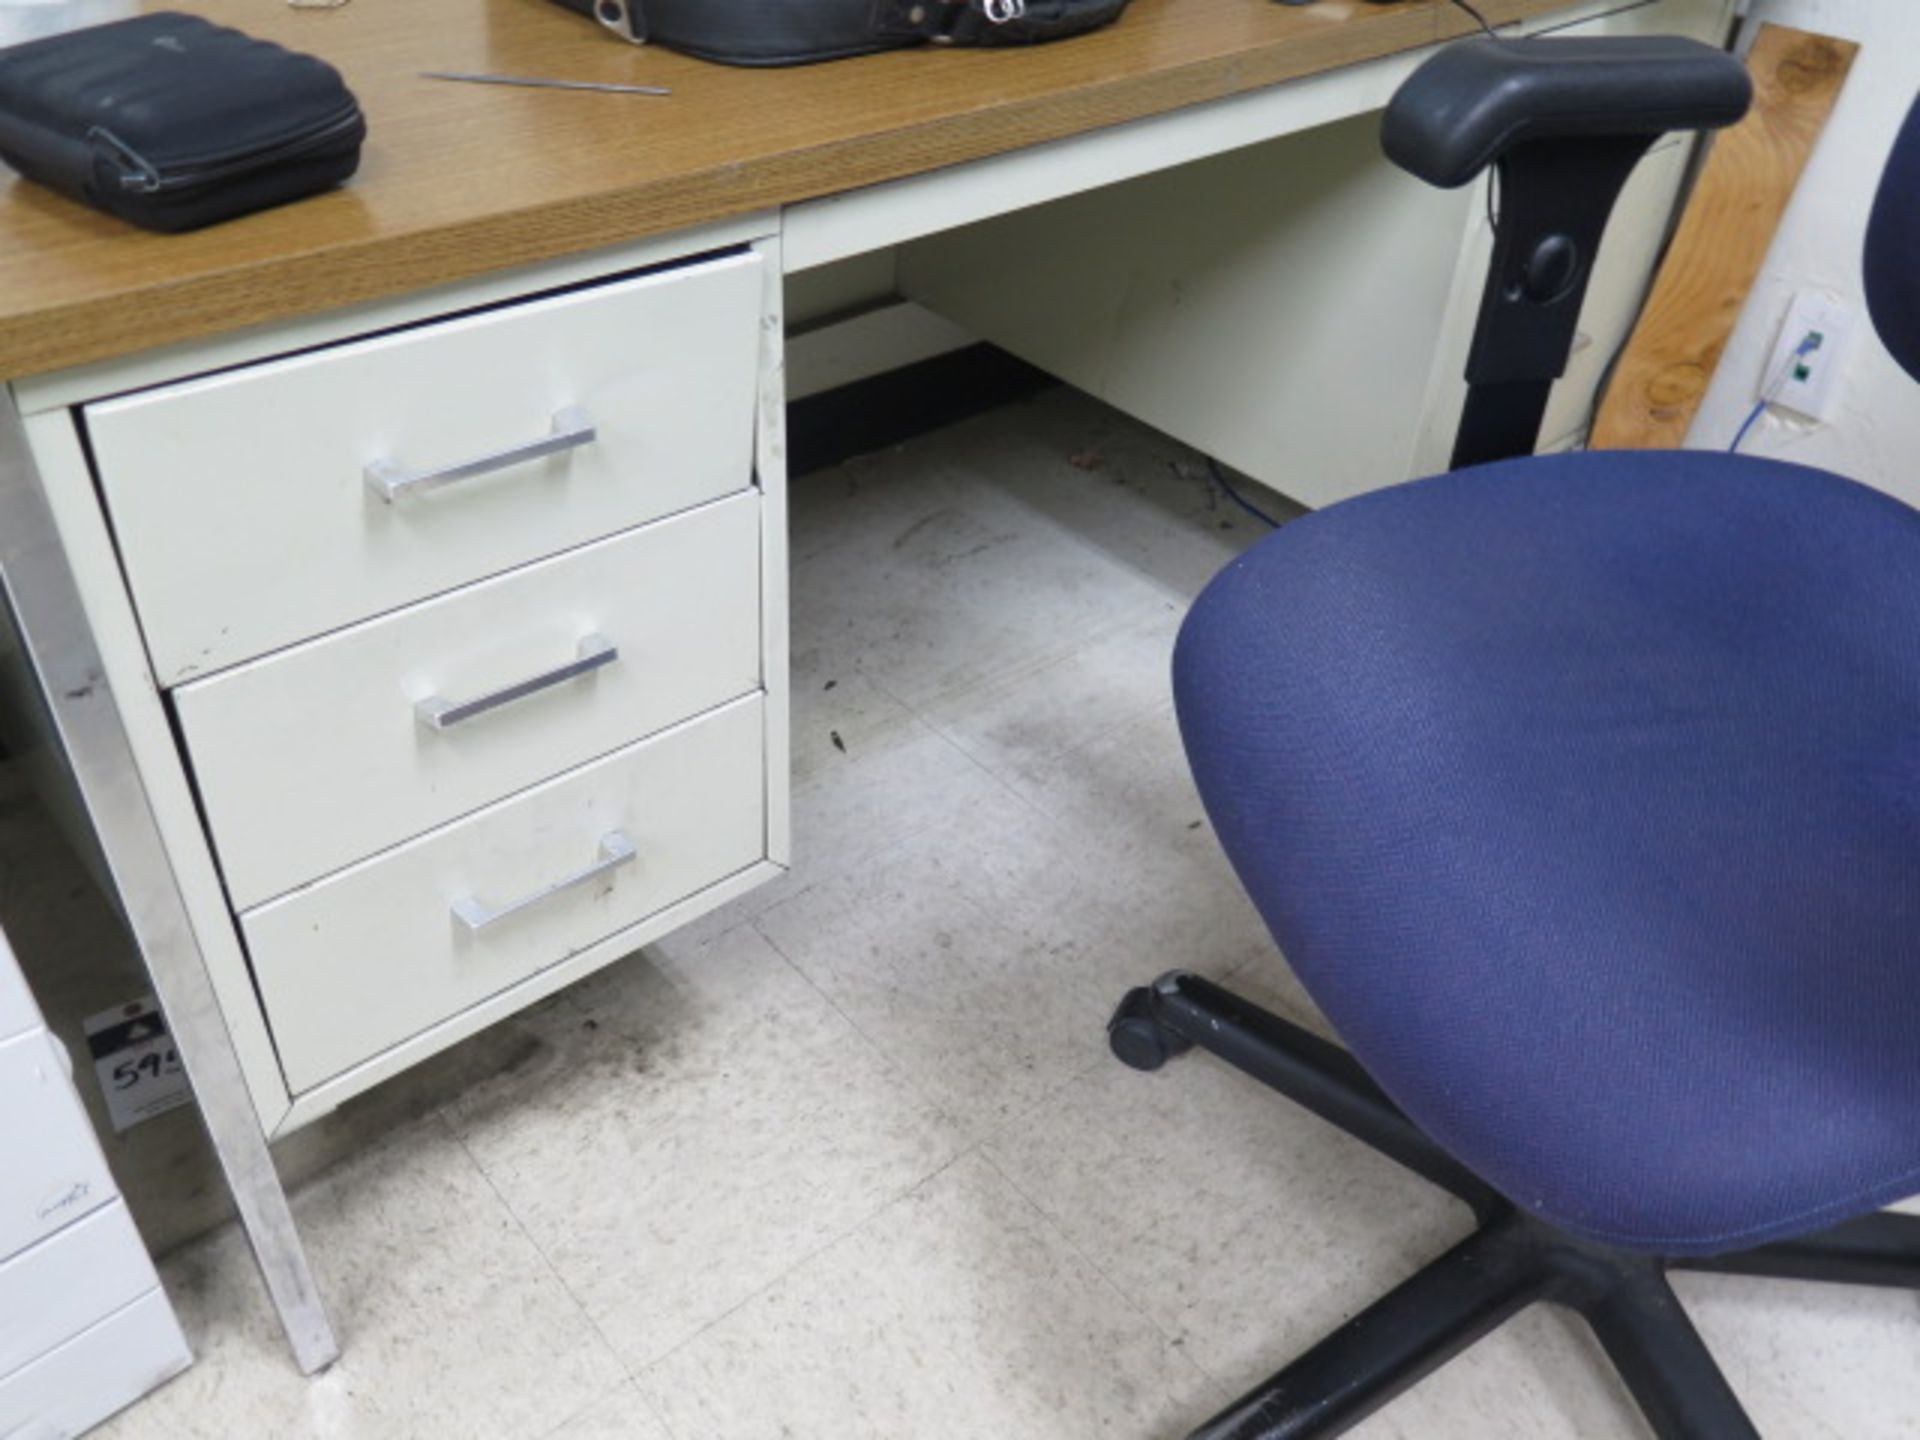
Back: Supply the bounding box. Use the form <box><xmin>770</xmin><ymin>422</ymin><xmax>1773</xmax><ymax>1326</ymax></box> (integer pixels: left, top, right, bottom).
<box><xmin>0</xmin><ymin>1202</ymin><xmax>154</xmax><ymax>1379</ymax></box>
<box><xmin>0</xmin><ymin>1029</ymin><xmax>115</xmax><ymax>1265</ymax></box>
<box><xmin>247</xmin><ymin>694</ymin><xmax>766</xmax><ymax>1092</ymax></box>
<box><xmin>0</xmin><ymin>1287</ymin><xmax>188</xmax><ymax>1439</ymax></box>
<box><xmin>83</xmin><ymin>250</ymin><xmax>764</xmax><ymax>686</ymax></box>
<box><xmin>0</xmin><ymin>935</ymin><xmax>37</xmax><ymax>1045</ymax></box>
<box><xmin>178</xmin><ymin>494</ymin><xmax>763</xmax><ymax>910</ymax></box>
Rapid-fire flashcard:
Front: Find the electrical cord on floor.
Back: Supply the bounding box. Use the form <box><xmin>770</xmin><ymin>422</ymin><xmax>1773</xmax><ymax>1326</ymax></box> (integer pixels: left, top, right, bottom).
<box><xmin>1207</xmin><ymin>457</ymin><xmax>1283</xmax><ymax>528</ymax></box>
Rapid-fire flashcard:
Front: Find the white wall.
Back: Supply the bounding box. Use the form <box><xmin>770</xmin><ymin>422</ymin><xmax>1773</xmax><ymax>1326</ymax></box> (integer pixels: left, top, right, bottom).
<box><xmin>1683</xmin><ymin>2</ymin><xmax>1920</xmax><ymax>500</ymax></box>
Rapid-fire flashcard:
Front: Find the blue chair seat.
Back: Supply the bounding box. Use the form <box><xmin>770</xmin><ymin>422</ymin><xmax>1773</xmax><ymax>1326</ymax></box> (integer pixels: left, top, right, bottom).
<box><xmin>1175</xmin><ymin>449</ymin><xmax>1920</xmax><ymax>1256</ymax></box>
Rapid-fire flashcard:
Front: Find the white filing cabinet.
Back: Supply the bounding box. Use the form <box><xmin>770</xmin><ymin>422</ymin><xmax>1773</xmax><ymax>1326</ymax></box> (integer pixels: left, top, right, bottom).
<box><xmin>8</xmin><ymin>220</ymin><xmax>792</xmax><ymax>1137</ymax></box>
<box><xmin>0</xmin><ymin>929</ymin><xmax>190</xmax><ymax>1437</ymax></box>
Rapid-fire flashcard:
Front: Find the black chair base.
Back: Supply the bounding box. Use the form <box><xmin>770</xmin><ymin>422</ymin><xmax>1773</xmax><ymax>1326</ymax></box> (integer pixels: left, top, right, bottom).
<box><xmin>1109</xmin><ymin>972</ymin><xmax>1920</xmax><ymax>1440</ymax></box>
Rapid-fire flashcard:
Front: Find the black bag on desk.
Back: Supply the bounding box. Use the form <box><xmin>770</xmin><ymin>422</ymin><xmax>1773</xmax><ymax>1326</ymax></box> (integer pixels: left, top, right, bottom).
<box><xmin>0</xmin><ymin>12</ymin><xmax>365</xmax><ymax>233</ymax></box>
<box><xmin>551</xmin><ymin>0</ymin><xmax>1133</xmax><ymax>66</ymax></box>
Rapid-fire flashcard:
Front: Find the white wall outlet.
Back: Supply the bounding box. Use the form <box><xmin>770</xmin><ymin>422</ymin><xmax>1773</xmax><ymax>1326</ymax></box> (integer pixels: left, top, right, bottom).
<box><xmin>1762</xmin><ymin>289</ymin><xmax>1856</xmax><ymax>424</ymax></box>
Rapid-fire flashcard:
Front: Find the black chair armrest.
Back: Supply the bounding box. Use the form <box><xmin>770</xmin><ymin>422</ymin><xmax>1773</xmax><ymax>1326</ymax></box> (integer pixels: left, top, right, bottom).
<box><xmin>1383</xmin><ymin>37</ymin><xmax>1752</xmax><ymax>189</ymax></box>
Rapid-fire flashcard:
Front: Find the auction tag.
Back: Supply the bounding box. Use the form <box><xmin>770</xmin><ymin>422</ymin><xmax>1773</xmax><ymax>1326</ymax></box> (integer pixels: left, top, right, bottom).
<box><xmin>83</xmin><ymin>996</ymin><xmax>191</xmax><ymax>1132</ymax></box>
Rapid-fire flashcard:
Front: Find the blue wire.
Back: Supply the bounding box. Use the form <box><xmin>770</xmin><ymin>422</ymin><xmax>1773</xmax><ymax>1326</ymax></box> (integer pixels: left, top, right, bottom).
<box><xmin>1728</xmin><ymin>400</ymin><xmax>1769</xmax><ymax>455</ymax></box>
<box><xmin>1206</xmin><ymin>457</ymin><xmax>1281</xmax><ymax>529</ymax></box>
<box><xmin>1730</xmin><ymin>331</ymin><xmax>1823</xmax><ymax>454</ymax></box>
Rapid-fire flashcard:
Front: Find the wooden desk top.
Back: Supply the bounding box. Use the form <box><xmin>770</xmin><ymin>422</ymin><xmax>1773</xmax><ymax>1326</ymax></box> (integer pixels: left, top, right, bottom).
<box><xmin>0</xmin><ymin>0</ymin><xmax>1567</xmax><ymax>379</ymax></box>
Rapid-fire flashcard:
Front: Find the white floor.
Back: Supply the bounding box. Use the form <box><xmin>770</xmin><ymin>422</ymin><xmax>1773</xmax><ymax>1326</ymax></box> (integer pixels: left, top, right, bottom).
<box><xmin>69</xmin><ymin>388</ymin><xmax>1920</xmax><ymax>1439</ymax></box>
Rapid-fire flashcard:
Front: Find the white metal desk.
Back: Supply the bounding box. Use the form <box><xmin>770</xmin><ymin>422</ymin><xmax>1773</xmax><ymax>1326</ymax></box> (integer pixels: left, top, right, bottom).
<box><xmin>0</xmin><ymin>0</ymin><xmax>1731</xmax><ymax>1374</ymax></box>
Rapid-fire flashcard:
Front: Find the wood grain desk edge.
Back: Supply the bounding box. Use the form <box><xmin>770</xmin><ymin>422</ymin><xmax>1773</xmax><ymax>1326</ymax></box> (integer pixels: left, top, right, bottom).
<box><xmin>0</xmin><ymin>6</ymin><xmax>1504</xmax><ymax>381</ymax></box>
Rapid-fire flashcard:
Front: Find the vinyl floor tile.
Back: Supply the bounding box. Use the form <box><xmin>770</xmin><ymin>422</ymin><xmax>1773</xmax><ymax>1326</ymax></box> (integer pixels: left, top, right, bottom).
<box><xmin>754</xmin><ymin>782</ymin><xmax>1126</xmax><ymax>1138</ymax></box>
<box><xmin>985</xmin><ymin>969</ymin><xmax>1465</xmax><ymax>1402</ymax></box>
<box><xmin>1009</xmin><ymin>700</ymin><xmax>1301</xmax><ymax>994</ymax></box>
<box><xmin>915</xmin><ymin>605</ymin><xmax>1186</xmax><ymax>783</ymax></box>
<box><xmin>970</xmin><ymin>388</ymin><xmax>1287</xmax><ymax>599</ymax></box>
<box><xmin>788</xmin><ymin>421</ymin><xmax>1176</xmax><ymax>717</ymax></box>
<box><xmin>637</xmin><ymin>1152</ymin><xmax>1222</xmax><ymax>1440</ymax></box>
<box><xmin>440</xmin><ymin>923</ymin><xmax>966</xmax><ymax>1371</ymax></box>
<box><xmin>1676</xmin><ymin>1270</ymin><xmax>1920</xmax><ymax>1439</ymax></box>
<box><xmin>535</xmin><ymin>1381</ymin><xmax>674</xmax><ymax>1440</ymax></box>
<box><xmin>93</xmin><ymin>1115</ymin><xmax>623</xmax><ymax>1440</ymax></box>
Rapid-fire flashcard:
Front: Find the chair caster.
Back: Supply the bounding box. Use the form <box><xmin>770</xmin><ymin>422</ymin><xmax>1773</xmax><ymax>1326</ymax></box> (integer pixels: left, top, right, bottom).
<box><xmin>1108</xmin><ymin>986</ymin><xmax>1194</xmax><ymax>1072</ymax></box>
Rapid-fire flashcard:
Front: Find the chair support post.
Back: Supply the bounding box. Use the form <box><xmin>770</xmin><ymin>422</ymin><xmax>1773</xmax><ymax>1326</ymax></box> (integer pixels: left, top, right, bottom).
<box><xmin>1109</xmin><ymin>971</ymin><xmax>1920</xmax><ymax>1439</ymax></box>
<box><xmin>1127</xmin><ymin>973</ymin><xmax>1503</xmax><ymax>1216</ymax></box>
<box><xmin>1189</xmin><ymin>1213</ymin><xmax>1546</xmax><ymax>1440</ymax></box>
<box><xmin>1673</xmin><ymin>1210</ymin><xmax>1920</xmax><ymax>1290</ymax></box>
<box><xmin>1451</xmin><ymin>136</ymin><xmax>1656</xmax><ymax>469</ymax></box>
<box><xmin>1582</xmin><ymin>1269</ymin><xmax>1761</xmax><ymax>1440</ymax></box>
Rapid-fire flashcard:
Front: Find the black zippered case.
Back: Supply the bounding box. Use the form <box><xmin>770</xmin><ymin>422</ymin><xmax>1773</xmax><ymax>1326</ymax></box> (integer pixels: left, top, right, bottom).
<box><xmin>550</xmin><ymin>0</ymin><xmax>1133</xmax><ymax>67</ymax></box>
<box><xmin>0</xmin><ymin>12</ymin><xmax>365</xmax><ymax>233</ymax></box>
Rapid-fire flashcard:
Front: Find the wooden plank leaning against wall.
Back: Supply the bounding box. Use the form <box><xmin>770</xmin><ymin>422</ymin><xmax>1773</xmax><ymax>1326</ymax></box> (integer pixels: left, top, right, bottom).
<box><xmin>1591</xmin><ymin>25</ymin><xmax>1860</xmax><ymax>449</ymax></box>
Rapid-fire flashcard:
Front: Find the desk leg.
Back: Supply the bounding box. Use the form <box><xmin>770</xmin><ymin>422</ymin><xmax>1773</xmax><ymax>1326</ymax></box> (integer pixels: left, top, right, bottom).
<box><xmin>0</xmin><ymin>396</ymin><xmax>339</xmax><ymax>1376</ymax></box>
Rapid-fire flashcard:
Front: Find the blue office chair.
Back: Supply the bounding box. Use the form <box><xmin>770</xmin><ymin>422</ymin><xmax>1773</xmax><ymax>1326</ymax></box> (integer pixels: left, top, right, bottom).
<box><xmin>1109</xmin><ymin>35</ymin><xmax>1920</xmax><ymax>1440</ymax></box>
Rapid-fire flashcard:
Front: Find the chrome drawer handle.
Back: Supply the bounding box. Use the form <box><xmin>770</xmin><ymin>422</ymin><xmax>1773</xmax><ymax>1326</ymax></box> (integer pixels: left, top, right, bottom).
<box><xmin>452</xmin><ymin>829</ymin><xmax>636</xmax><ymax>934</ymax></box>
<box><xmin>364</xmin><ymin>405</ymin><xmax>597</xmax><ymax>502</ymax></box>
<box><xmin>415</xmin><ymin>634</ymin><xmax>617</xmax><ymax>731</ymax></box>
